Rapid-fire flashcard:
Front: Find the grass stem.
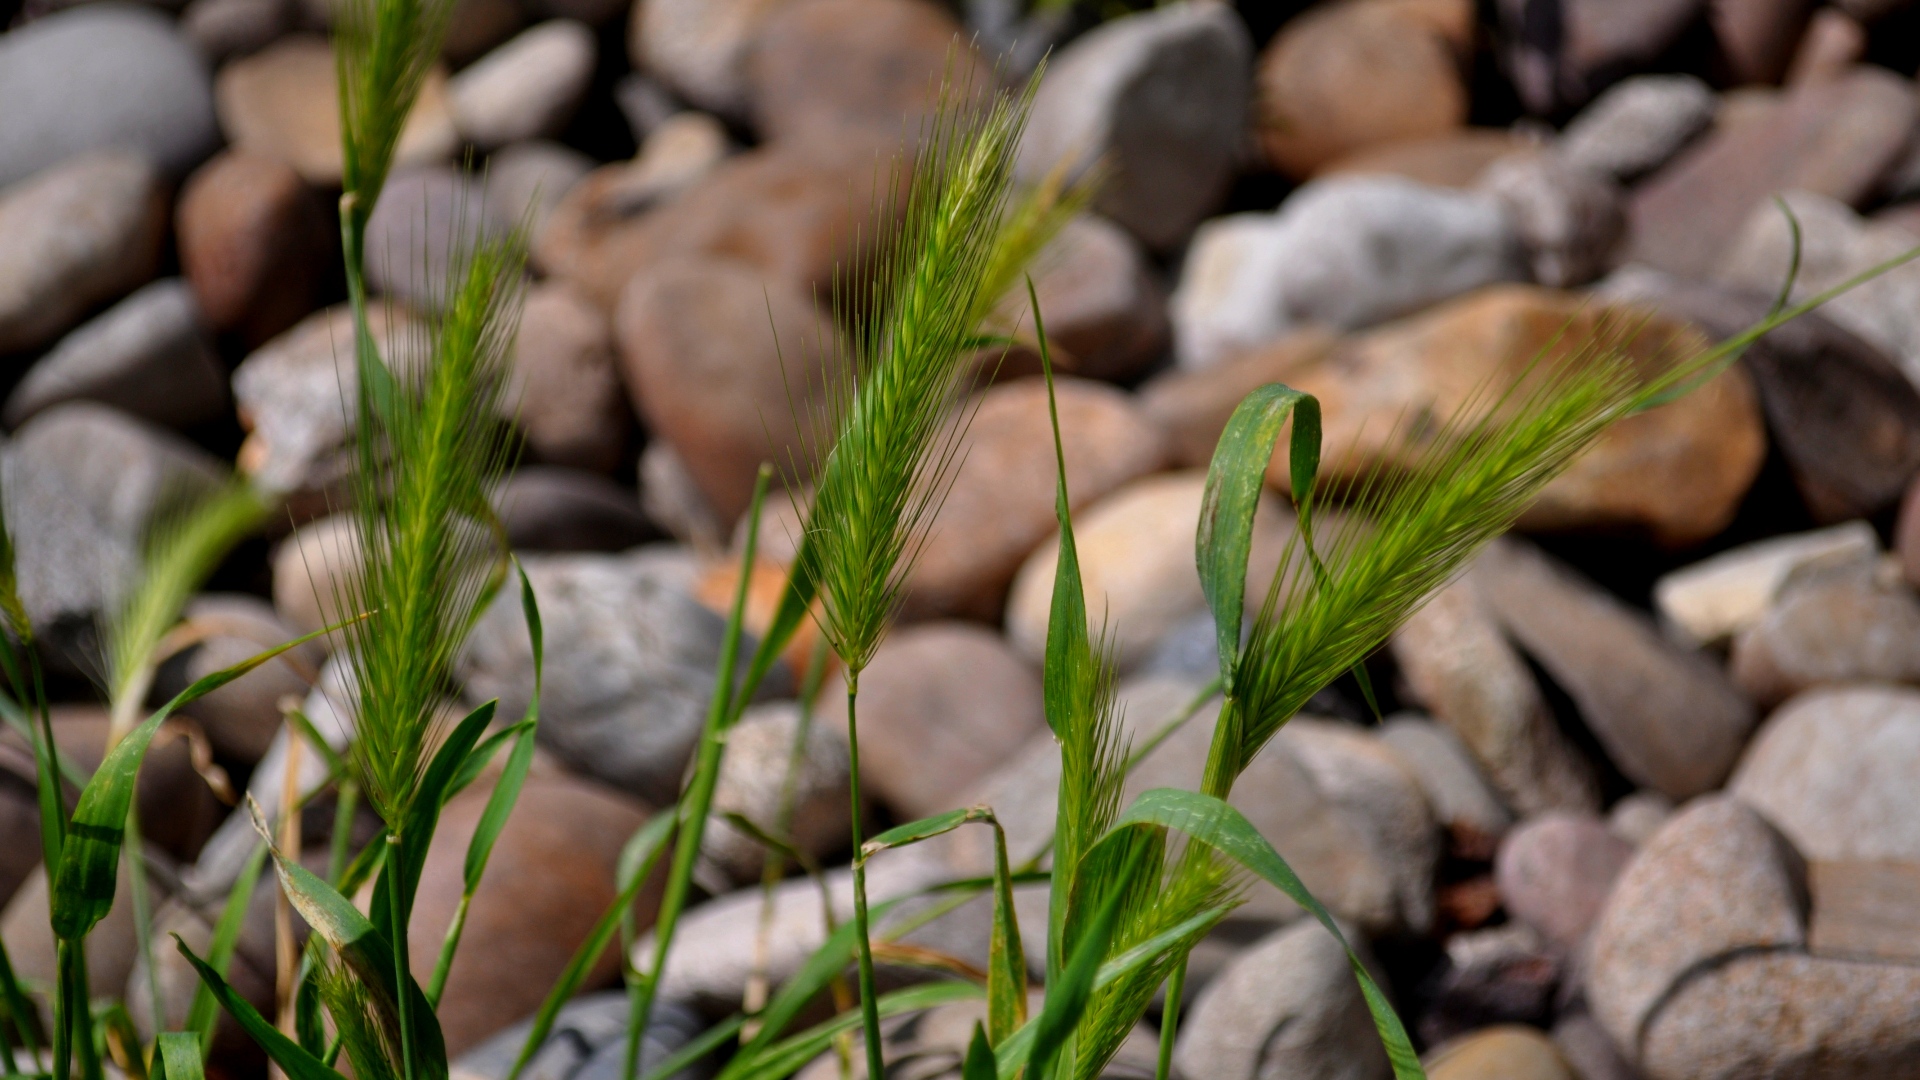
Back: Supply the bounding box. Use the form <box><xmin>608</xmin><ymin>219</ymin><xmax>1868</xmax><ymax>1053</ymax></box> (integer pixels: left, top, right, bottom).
<box><xmin>388</xmin><ymin>833</ymin><xmax>417</xmax><ymax>1080</ymax></box>
<box><xmin>1154</xmin><ymin>962</ymin><xmax>1185</xmax><ymax>1080</ymax></box>
<box><xmin>843</xmin><ymin>671</ymin><xmax>884</xmax><ymax>1080</ymax></box>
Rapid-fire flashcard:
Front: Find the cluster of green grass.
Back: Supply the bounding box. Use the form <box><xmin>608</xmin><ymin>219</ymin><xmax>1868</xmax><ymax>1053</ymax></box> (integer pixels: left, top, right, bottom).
<box><xmin>2</xmin><ymin>4</ymin><xmax>1915</xmax><ymax>1080</ymax></box>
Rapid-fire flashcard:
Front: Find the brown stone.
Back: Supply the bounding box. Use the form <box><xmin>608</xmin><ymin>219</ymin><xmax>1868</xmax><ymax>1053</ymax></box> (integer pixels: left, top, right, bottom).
<box><xmin>176</xmin><ymin>150</ymin><xmax>328</xmax><ymax>347</ymax></box>
<box><xmin>1254</xmin><ymin>0</ymin><xmax>1472</xmax><ymax>178</ymax></box>
<box><xmin>214</xmin><ymin>36</ymin><xmax>456</xmax><ymax>185</ymax></box>
<box><xmin>1268</xmin><ymin>285</ymin><xmax>1766</xmax><ymax>547</ymax></box>
<box><xmin>536</xmin><ymin>136</ymin><xmax>905</xmax><ymax>311</ymax></box>
<box><xmin>902</xmin><ymin>376</ymin><xmax>1169</xmax><ymax>621</ymax></box>
<box><xmin>1729</xmin><ymin>684</ymin><xmax>1920</xmax><ymax>861</ymax></box>
<box><xmin>816</xmin><ymin>622</ymin><xmax>1044</xmax><ymax>820</ymax></box>
<box><xmin>1900</xmin><ymin>472</ymin><xmax>1920</xmax><ymax>589</ymax></box>
<box><xmin>1139</xmin><ymin>328</ymin><xmax>1337</xmax><ymax>469</ymax></box>
<box><xmin>1473</xmin><ymin>538</ymin><xmax>1756</xmax><ymax>800</ymax></box>
<box><xmin>614</xmin><ymin>258</ymin><xmax>837</xmax><ymax>524</ymax></box>
<box><xmin>1729</xmin><ymin>561</ymin><xmax>1920</xmax><ymax>708</ymax></box>
<box><xmin>1784</xmin><ymin>7</ymin><xmax>1867</xmax><ymax>85</ymax></box>
<box><xmin>1427</xmin><ymin>1026</ymin><xmax>1578</xmax><ymax>1080</ymax></box>
<box><xmin>743</xmin><ymin>0</ymin><xmax>988</xmax><ymax>145</ymax></box>
<box><xmin>1626</xmin><ymin>67</ymin><xmax>1918</xmax><ymax>277</ymax></box>
<box><xmin>1495</xmin><ymin>812</ymin><xmax>1636</xmax><ymax>950</ymax></box>
<box><xmin>511</xmin><ymin>283</ymin><xmax>631</xmax><ymax>473</ymax></box>
<box><xmin>1321</xmin><ymin>129</ymin><xmax>1541</xmax><ymax>189</ymax></box>
<box><xmin>409</xmin><ymin>774</ymin><xmax>657</xmax><ymax>1055</ymax></box>
<box><xmin>1710</xmin><ymin>0</ymin><xmax>1818</xmax><ymax>85</ymax></box>
<box><xmin>982</xmin><ymin>213</ymin><xmax>1169</xmax><ymax>384</ymax></box>
<box><xmin>1809</xmin><ymin>859</ymin><xmax>1920</xmax><ymax>966</ymax></box>
<box><xmin>170</xmin><ymin>593</ymin><xmax>325</xmax><ymax>765</ymax></box>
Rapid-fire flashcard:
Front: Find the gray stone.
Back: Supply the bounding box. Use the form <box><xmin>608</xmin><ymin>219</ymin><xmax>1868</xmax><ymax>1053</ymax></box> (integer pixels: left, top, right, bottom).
<box><xmin>1495</xmin><ymin>812</ymin><xmax>1635</xmax><ymax>951</ymax></box>
<box><xmin>1730</xmin><ymin>684</ymin><xmax>1920</xmax><ymax>862</ymax></box>
<box><xmin>1716</xmin><ymin>189</ymin><xmax>1920</xmax><ymax>393</ymax></box>
<box><xmin>1171</xmin><ymin>176</ymin><xmax>1524</xmax><ymax>371</ymax></box>
<box><xmin>1</xmin><ymin>403</ymin><xmax>223</xmax><ymax>657</ymax></box>
<box><xmin>700</xmin><ymin>700</ymin><xmax>851</xmax><ymax>886</ymax></box>
<box><xmin>1728</xmin><ymin>560</ymin><xmax>1920</xmax><ymax>708</ymax></box>
<box><xmin>450</xmin><ymin>991</ymin><xmax>707</xmax><ymax>1080</ymax></box>
<box><xmin>1391</xmin><ymin>575</ymin><xmax>1602</xmax><ymax>818</ymax></box>
<box><xmin>637</xmin><ymin>440</ymin><xmax>726</xmax><ymax>550</ymax></box>
<box><xmin>1651</xmin><ymin>520</ymin><xmax>1880</xmax><ymax>647</ymax></box>
<box><xmin>449</xmin><ymin>20</ymin><xmax>597</xmax><ymax>150</ymax></box>
<box><xmin>0</xmin><ymin>152</ymin><xmax>166</xmax><ymax>355</ymax></box>
<box><xmin>181</xmin><ymin>0</ymin><xmax>296</xmax><ymax>63</ymax></box>
<box><xmin>483</xmin><ymin>140</ymin><xmax>594</xmax><ymax>238</ymax></box>
<box><xmin>1419</xmin><ymin>924</ymin><xmax>1563</xmax><ymax>1047</ymax></box>
<box><xmin>497</xmin><ymin>467</ymin><xmax>654</xmax><ymax>552</ymax></box>
<box><xmin>627</xmin><ymin>0</ymin><xmax>795</xmax><ymax>118</ymax></box>
<box><xmin>167</xmin><ymin>593</ymin><xmax>326</xmax><ymax>766</ymax></box>
<box><xmin>982</xmin><ymin>212</ymin><xmax>1168</xmax><ymax>383</ymax></box>
<box><xmin>458</xmin><ymin>547</ymin><xmax>785</xmax><ymax>804</ymax></box>
<box><xmin>1495</xmin><ymin>0</ymin><xmax>1704</xmax><ymax>115</ymax></box>
<box><xmin>0</xmin><ymin>5</ymin><xmax>219</xmax><ymax>188</ymax></box>
<box><xmin>1472</xmin><ymin>538</ymin><xmax>1756</xmax><ymax>801</ymax></box>
<box><xmin>1017</xmin><ymin>1</ymin><xmax>1251</xmax><ymax>253</ymax></box>
<box><xmin>1174</xmin><ymin>918</ymin><xmax>1392</xmax><ymax>1080</ymax></box>
<box><xmin>1476</xmin><ymin>152</ymin><xmax>1625</xmax><ymax>287</ymax></box>
<box><xmin>365</xmin><ymin>166</ymin><xmax>509</xmax><ymax>312</ymax></box>
<box><xmin>4</xmin><ymin>279</ymin><xmax>226</xmax><ymax>430</ymax></box>
<box><xmin>510</xmin><ymin>283</ymin><xmax>629</xmax><ymax>473</ymax></box>
<box><xmin>1587</xmin><ymin>796</ymin><xmax>1808</xmax><ymax>1058</ymax></box>
<box><xmin>1378</xmin><ymin>714</ymin><xmax>1515</xmax><ymax>841</ymax></box>
<box><xmin>1556</xmin><ymin>74</ymin><xmax>1718</xmax><ymax>183</ymax></box>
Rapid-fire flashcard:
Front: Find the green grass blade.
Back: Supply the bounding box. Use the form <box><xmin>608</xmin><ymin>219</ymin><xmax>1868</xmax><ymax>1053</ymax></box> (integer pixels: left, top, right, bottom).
<box><xmin>185</xmin><ymin>841</ymin><xmax>270</xmax><ymax>1055</ymax></box>
<box><xmin>1024</xmin><ymin>844</ymin><xmax>1139</xmax><ymax>1080</ymax></box>
<box><xmin>1107</xmin><ymin>789</ymin><xmax>1422</xmax><ymax>1080</ymax></box>
<box><xmin>427</xmin><ymin>720</ymin><xmax>534</xmax><ymax>1005</ymax></box>
<box><xmin>174</xmin><ymin>936</ymin><xmax>347</xmax><ymax>1080</ymax></box>
<box><xmin>0</xmin><ymin>936</ymin><xmax>36</xmax><ymax>1068</ymax></box>
<box><xmin>726</xmin><ymin>983</ymin><xmax>984</xmax><ymax>1080</ymax></box>
<box><xmin>504</xmin><ymin>811</ymin><xmax>674</xmax><ymax>1080</ymax></box>
<box><xmin>152</xmin><ymin>1030</ymin><xmax>205</xmax><ymax>1080</ymax></box>
<box><xmin>860</xmin><ymin>808</ymin><xmax>992</xmax><ymax>856</ymax></box>
<box><xmin>963</xmin><ymin>1024</ymin><xmax>997</xmax><ymax>1080</ymax></box>
<box><xmin>1196</xmin><ymin>385</ymin><xmax>1319</xmax><ymax>690</ymax></box>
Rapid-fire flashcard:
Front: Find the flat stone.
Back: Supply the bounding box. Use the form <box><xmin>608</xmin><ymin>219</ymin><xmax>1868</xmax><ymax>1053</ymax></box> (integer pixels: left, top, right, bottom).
<box><xmin>1652</xmin><ymin>520</ymin><xmax>1880</xmax><ymax>647</ymax></box>
<box><xmin>626</xmin><ymin>0</ymin><xmax>795</xmax><ymax>117</ymax></box>
<box><xmin>0</xmin><ymin>152</ymin><xmax>166</xmax><ymax>355</ymax></box>
<box><xmin>1556</xmin><ymin>74</ymin><xmax>1718</xmax><ymax>183</ymax></box>
<box><xmin>1138</xmin><ymin>328</ymin><xmax>1337</xmax><ymax>468</ymax></box>
<box><xmin>1728</xmin><ymin>559</ymin><xmax>1920</xmax><ymax>708</ymax></box>
<box><xmin>1426</xmin><ymin>1026</ymin><xmax>1576</xmax><ymax>1080</ymax></box>
<box><xmin>903</xmin><ymin>376</ymin><xmax>1169</xmax><ymax>622</ymax></box>
<box><xmin>1174</xmin><ymin>918</ymin><xmax>1393</xmax><ymax>1080</ymax></box>
<box><xmin>1473</xmin><ymin>538</ymin><xmax>1756</xmax><ymax>799</ymax></box>
<box><xmin>1715</xmin><ymin>189</ymin><xmax>1920</xmax><ymax>392</ymax></box>
<box><xmin>814</xmin><ymin>621</ymin><xmax>1045</xmax><ymax>821</ymax></box>
<box><xmin>3</xmin><ymin>403</ymin><xmax>223</xmax><ymax>656</ymax></box>
<box><xmin>232</xmin><ymin>303</ymin><xmax>420</xmax><ymax>515</ymax></box>
<box><xmin>982</xmin><ymin>212</ymin><xmax>1168</xmax><ymax>383</ymax></box>
<box><xmin>1254</xmin><ymin>0</ymin><xmax>1471</xmax><ymax>178</ymax></box>
<box><xmin>176</xmin><ymin>150</ymin><xmax>330</xmax><ymax>347</ymax></box>
<box><xmin>215</xmin><ymin>36</ymin><xmax>457</xmax><ymax>185</ymax></box>
<box><xmin>1274</xmin><ymin>285</ymin><xmax>1764</xmax><ymax>547</ymax></box>
<box><xmin>1495</xmin><ymin>812</ymin><xmax>1636</xmax><ymax>951</ymax></box>
<box><xmin>1321</xmin><ymin>129</ymin><xmax>1540</xmax><ymax>189</ymax></box>
<box><xmin>614</xmin><ymin>258</ymin><xmax>836</xmax><ymax>524</ymax></box>
<box><xmin>1600</xmin><ymin>268</ymin><xmax>1920</xmax><ymax>524</ymax></box>
<box><xmin>4</xmin><ymin>279</ymin><xmax>226</xmax><ymax>430</ymax></box>
<box><xmin>1808</xmin><ymin>858</ymin><xmax>1920</xmax><ymax>966</ymax></box>
<box><xmin>701</xmin><ymin>699</ymin><xmax>851</xmax><ymax>885</ymax></box>
<box><xmin>1730</xmin><ymin>684</ymin><xmax>1920</xmax><ymax>861</ymax></box>
<box><xmin>496</xmin><ymin>467</ymin><xmax>654</xmax><ymax>552</ymax></box>
<box><xmin>1018</xmin><ymin>1</ymin><xmax>1250</xmax><ymax>251</ymax></box>
<box><xmin>745</xmin><ymin>0</ymin><xmax>990</xmax><ymax>146</ymax></box>
<box><xmin>1171</xmin><ymin>176</ymin><xmax>1523</xmax><ymax>371</ymax></box>
<box><xmin>1392</xmin><ymin>574</ymin><xmax>1602</xmax><ymax>817</ymax></box>
<box><xmin>1625</xmin><ymin>67</ymin><xmax>1917</xmax><ymax>278</ymax></box>
<box><xmin>449</xmin><ymin>20</ymin><xmax>597</xmax><ymax>150</ymax></box>
<box><xmin>537</xmin><ymin>135</ymin><xmax>894</xmax><ymax>311</ymax></box>
<box><xmin>1495</xmin><ymin>0</ymin><xmax>1704</xmax><ymax>114</ymax></box>
<box><xmin>182</xmin><ymin>0</ymin><xmax>296</xmax><ymax>64</ymax></box>
<box><xmin>1004</xmin><ymin>470</ymin><xmax>1294</xmax><ymax>672</ymax></box>
<box><xmin>511</xmin><ymin>282</ymin><xmax>629</xmax><ymax>472</ymax></box>
<box><xmin>1475</xmin><ymin>150</ymin><xmax>1626</xmax><ymax>287</ymax></box>
<box><xmin>1586</xmin><ymin>796</ymin><xmax>1808</xmax><ymax>1057</ymax></box>
<box><xmin>0</xmin><ymin>4</ymin><xmax>219</xmax><ymax>188</ymax></box>
<box><xmin>457</xmin><ymin>547</ymin><xmax>754</xmax><ymax>804</ymax></box>
<box><xmin>410</xmin><ymin>775</ymin><xmax>655</xmax><ymax>1055</ymax></box>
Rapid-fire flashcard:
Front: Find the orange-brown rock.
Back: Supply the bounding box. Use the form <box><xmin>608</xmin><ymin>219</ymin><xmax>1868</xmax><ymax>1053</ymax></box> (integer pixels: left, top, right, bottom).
<box><xmin>1320</xmin><ymin>130</ymin><xmax>1541</xmax><ymax>189</ymax></box>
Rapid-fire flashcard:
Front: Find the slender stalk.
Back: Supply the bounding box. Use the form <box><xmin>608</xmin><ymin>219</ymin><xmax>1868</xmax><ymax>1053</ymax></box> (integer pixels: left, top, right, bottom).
<box><xmin>388</xmin><ymin>834</ymin><xmax>416</xmax><ymax>1080</ymax></box>
<box><xmin>1154</xmin><ymin>963</ymin><xmax>1185</xmax><ymax>1080</ymax></box>
<box><xmin>625</xmin><ymin>466</ymin><xmax>771</xmax><ymax>1080</ymax></box>
<box><xmin>745</xmin><ymin>637</ymin><xmax>832</xmax><ymax>1026</ymax></box>
<box><xmin>329</xmin><ymin>779</ymin><xmax>359</xmax><ymax>885</ymax></box>
<box><xmin>843</xmin><ymin>672</ymin><xmax>884</xmax><ymax>1080</ymax></box>
<box><xmin>278</xmin><ymin>736</ymin><xmax>306</xmax><ymax>1037</ymax></box>
<box><xmin>425</xmin><ymin>894</ymin><xmax>469</xmax><ymax>1009</ymax></box>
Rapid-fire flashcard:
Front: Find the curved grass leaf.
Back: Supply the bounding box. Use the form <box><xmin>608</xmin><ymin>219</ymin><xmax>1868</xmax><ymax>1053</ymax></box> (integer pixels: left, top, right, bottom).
<box><xmin>49</xmin><ymin>621</ymin><xmax>351</xmax><ymax>941</ymax></box>
<box><xmin>505</xmin><ymin>810</ymin><xmax>674</xmax><ymax>1080</ymax></box>
<box><xmin>152</xmin><ymin>1031</ymin><xmax>205</xmax><ymax>1080</ymax></box>
<box><xmin>175</xmin><ymin>936</ymin><xmax>347</xmax><ymax>1080</ymax></box>
<box><xmin>1196</xmin><ymin>384</ymin><xmax>1319</xmax><ymax>691</ymax></box>
<box><xmin>723</xmin><ymin>981</ymin><xmax>982</xmax><ymax>1080</ymax></box>
<box><xmin>1103</xmin><ymin>789</ymin><xmax>1422</xmax><ymax>1080</ymax></box>
<box><xmin>1024</xmin><ymin>844</ymin><xmax>1141</xmax><ymax>1080</ymax></box>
